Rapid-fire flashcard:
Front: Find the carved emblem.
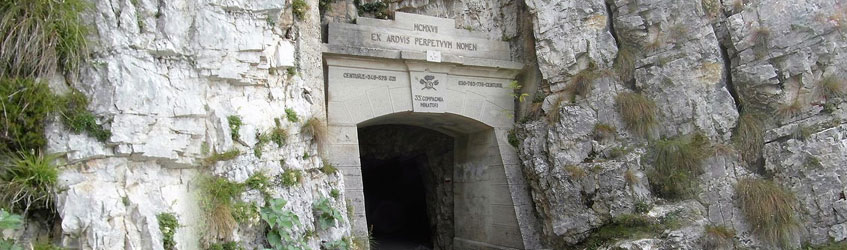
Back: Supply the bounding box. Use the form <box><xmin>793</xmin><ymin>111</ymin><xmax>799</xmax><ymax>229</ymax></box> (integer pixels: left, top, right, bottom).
<box><xmin>420</xmin><ymin>75</ymin><xmax>439</xmax><ymax>90</ymax></box>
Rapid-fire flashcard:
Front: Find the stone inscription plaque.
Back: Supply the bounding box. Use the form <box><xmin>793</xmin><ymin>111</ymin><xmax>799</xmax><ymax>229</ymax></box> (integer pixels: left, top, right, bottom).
<box><xmin>410</xmin><ymin>72</ymin><xmax>447</xmax><ymax>113</ymax></box>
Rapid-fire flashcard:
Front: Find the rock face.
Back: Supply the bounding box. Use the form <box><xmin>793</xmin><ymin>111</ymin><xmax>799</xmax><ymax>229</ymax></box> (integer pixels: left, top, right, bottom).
<box><xmin>46</xmin><ymin>0</ymin><xmax>348</xmax><ymax>249</ymax></box>
<box><xmin>515</xmin><ymin>0</ymin><xmax>847</xmax><ymax>249</ymax></box>
<box><xmin>36</xmin><ymin>0</ymin><xmax>847</xmax><ymax>249</ymax></box>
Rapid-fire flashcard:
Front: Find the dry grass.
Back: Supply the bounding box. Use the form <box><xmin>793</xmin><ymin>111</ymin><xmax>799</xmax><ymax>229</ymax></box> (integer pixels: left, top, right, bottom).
<box><xmin>564</xmin><ymin>165</ymin><xmax>587</xmax><ymax>179</ymax></box>
<box><xmin>647</xmin><ymin>133</ymin><xmax>710</xmax><ymax>200</ymax></box>
<box><xmin>593</xmin><ymin>123</ymin><xmax>617</xmax><ymax>141</ymax></box>
<box><xmin>208</xmin><ymin>203</ymin><xmax>237</xmax><ymax>240</ymax></box>
<box><xmin>624</xmin><ymin>169</ymin><xmax>638</xmax><ymax>185</ymax></box>
<box><xmin>703</xmin><ymin>224</ymin><xmax>736</xmax><ymax>249</ymax></box>
<box><xmin>816</xmin><ymin>75</ymin><xmax>847</xmax><ymax>99</ymax></box>
<box><xmin>733</xmin><ymin>113</ymin><xmax>764</xmax><ymax>167</ymax></box>
<box><xmin>752</xmin><ymin>27</ymin><xmax>770</xmax><ymax>58</ymax></box>
<box><xmin>776</xmin><ymin>98</ymin><xmax>804</xmax><ymax>119</ymax></box>
<box><xmin>615</xmin><ymin>92</ymin><xmax>658</xmax><ymax>138</ymax></box>
<box><xmin>565</xmin><ymin>68</ymin><xmax>605</xmax><ymax>100</ymax></box>
<box><xmin>614</xmin><ymin>43</ymin><xmax>637</xmax><ymax>82</ymax></box>
<box><xmin>736</xmin><ymin>178</ymin><xmax>799</xmax><ymax>248</ymax></box>
<box><xmin>301</xmin><ymin>117</ymin><xmax>327</xmax><ymax>154</ymax></box>
<box><xmin>546</xmin><ymin>94</ymin><xmax>566</xmax><ymax>124</ymax></box>
<box><xmin>0</xmin><ymin>0</ymin><xmax>89</xmax><ymax>77</ymax></box>
<box><xmin>702</xmin><ymin>0</ymin><xmax>722</xmax><ymax>19</ymax></box>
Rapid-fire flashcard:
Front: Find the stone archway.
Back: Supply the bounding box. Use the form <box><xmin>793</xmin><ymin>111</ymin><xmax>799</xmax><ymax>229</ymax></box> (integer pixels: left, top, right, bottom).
<box><xmin>322</xmin><ymin>12</ymin><xmax>541</xmax><ymax>249</ymax></box>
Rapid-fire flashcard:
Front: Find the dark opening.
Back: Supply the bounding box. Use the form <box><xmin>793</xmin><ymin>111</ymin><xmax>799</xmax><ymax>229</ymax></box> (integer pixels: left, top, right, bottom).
<box><xmin>362</xmin><ymin>156</ymin><xmax>433</xmax><ymax>249</ymax></box>
<box><xmin>358</xmin><ymin>125</ymin><xmax>454</xmax><ymax>250</ymax></box>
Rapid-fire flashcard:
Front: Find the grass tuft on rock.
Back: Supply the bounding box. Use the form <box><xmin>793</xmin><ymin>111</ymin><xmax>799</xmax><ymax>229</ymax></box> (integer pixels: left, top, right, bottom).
<box><xmin>301</xmin><ymin>117</ymin><xmax>327</xmax><ymax>154</ymax></box>
<box><xmin>281</xmin><ymin>170</ymin><xmax>303</xmax><ymax>187</ymax></box>
<box><xmin>200</xmin><ymin>176</ymin><xmax>244</xmax><ymax>240</ymax></box>
<box><xmin>733</xmin><ymin>112</ymin><xmax>764</xmax><ymax>168</ymax></box>
<box><xmin>565</xmin><ymin>68</ymin><xmax>603</xmax><ymax>100</ymax></box>
<box><xmin>546</xmin><ymin>94</ymin><xmax>566</xmax><ymax>124</ymax></box>
<box><xmin>736</xmin><ymin>178</ymin><xmax>799</xmax><ymax>248</ymax></box>
<box><xmin>0</xmin><ymin>78</ymin><xmax>59</xmax><ymax>152</ymax></box>
<box><xmin>0</xmin><ymin>150</ymin><xmax>59</xmax><ymax>215</ymax></box>
<box><xmin>703</xmin><ymin>224</ymin><xmax>736</xmax><ymax>249</ymax></box>
<box><xmin>817</xmin><ymin>75</ymin><xmax>847</xmax><ymax>99</ymax></box>
<box><xmin>647</xmin><ymin>133</ymin><xmax>710</xmax><ymax>200</ymax></box>
<box><xmin>291</xmin><ymin>0</ymin><xmax>309</xmax><ymax>20</ymax></box>
<box><xmin>0</xmin><ymin>0</ymin><xmax>89</xmax><ymax>77</ymax></box>
<box><xmin>614</xmin><ymin>43</ymin><xmax>637</xmax><ymax>83</ymax></box>
<box><xmin>320</xmin><ymin>160</ymin><xmax>338</xmax><ymax>175</ymax></box>
<box><xmin>227</xmin><ymin>116</ymin><xmax>242</xmax><ymax>141</ymax></box>
<box><xmin>59</xmin><ymin>90</ymin><xmax>111</xmax><ymax>142</ymax></box>
<box><xmin>576</xmin><ymin>214</ymin><xmax>664</xmax><ymax>249</ymax></box>
<box><xmin>593</xmin><ymin>123</ymin><xmax>617</xmax><ymax>141</ymax></box>
<box><xmin>204</xmin><ymin>149</ymin><xmax>240</xmax><ymax>165</ymax></box>
<box><xmin>615</xmin><ymin>92</ymin><xmax>658</xmax><ymax>137</ymax></box>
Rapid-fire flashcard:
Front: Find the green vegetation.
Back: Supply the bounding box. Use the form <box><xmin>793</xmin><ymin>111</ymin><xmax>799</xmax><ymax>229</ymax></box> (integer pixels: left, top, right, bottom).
<box><xmin>227</xmin><ymin>116</ymin><xmax>242</xmax><ymax>141</ymax></box>
<box><xmin>254</xmin><ymin>131</ymin><xmax>271</xmax><ymax>158</ymax></box>
<box><xmin>271</xmin><ymin>127</ymin><xmax>288</xmax><ymax>147</ymax></box>
<box><xmin>355</xmin><ymin>0</ymin><xmax>389</xmax><ymax>19</ymax></box>
<box><xmin>546</xmin><ymin>94</ymin><xmax>566</xmax><ymax>124</ymax></box>
<box><xmin>285</xmin><ymin>108</ymin><xmax>299</xmax><ymax>123</ymax></box>
<box><xmin>634</xmin><ymin>201</ymin><xmax>651</xmax><ymax>214</ymax></box>
<box><xmin>507</xmin><ymin>129</ymin><xmax>520</xmax><ymax>148</ymax></box>
<box><xmin>803</xmin><ymin>241</ymin><xmax>847</xmax><ymax>250</ymax></box>
<box><xmin>0</xmin><ymin>209</ymin><xmax>22</xmax><ymax>249</ymax></box>
<box><xmin>200</xmin><ymin>176</ymin><xmax>245</xmax><ymax>239</ymax></box>
<box><xmin>817</xmin><ymin>75</ymin><xmax>846</xmax><ymax>99</ymax></box>
<box><xmin>245</xmin><ymin>172</ymin><xmax>270</xmax><ymax>194</ymax></box>
<box><xmin>0</xmin><ymin>0</ymin><xmax>89</xmax><ymax>77</ymax></box>
<box><xmin>565</xmin><ymin>67</ymin><xmax>603</xmax><ymax>100</ymax></box>
<box><xmin>702</xmin><ymin>0</ymin><xmax>722</xmax><ymax>19</ymax></box>
<box><xmin>323</xmin><ymin>239</ymin><xmax>350</xmax><ymax>250</ymax></box>
<box><xmin>204</xmin><ymin>149</ymin><xmax>240</xmax><ymax>165</ymax></box>
<box><xmin>804</xmin><ymin>155</ymin><xmax>823</xmax><ymax>169</ymax></box>
<box><xmin>777</xmin><ymin>98</ymin><xmax>804</xmax><ymax>119</ymax></box>
<box><xmin>157</xmin><ymin>213</ymin><xmax>178</xmax><ymax>250</ymax></box>
<box><xmin>231</xmin><ymin>202</ymin><xmax>259</xmax><ymax>223</ymax></box>
<box><xmin>330</xmin><ymin>189</ymin><xmax>341</xmax><ymax>199</ymax></box>
<box><xmin>281</xmin><ymin>170</ymin><xmax>303</xmax><ymax>187</ymax></box>
<box><xmin>321</xmin><ymin>160</ymin><xmax>338</xmax><ymax>175</ymax></box>
<box><xmin>261</xmin><ymin>198</ymin><xmax>307</xmax><ymax>249</ymax></box>
<box><xmin>576</xmin><ymin>214</ymin><xmax>669</xmax><ymax>249</ymax></box>
<box><xmin>208</xmin><ymin>241</ymin><xmax>242</xmax><ymax>250</ymax></box>
<box><xmin>647</xmin><ymin>133</ymin><xmax>710</xmax><ymax>200</ymax></box>
<box><xmin>736</xmin><ymin>178</ymin><xmax>799</xmax><ymax>248</ymax></box>
<box><xmin>703</xmin><ymin>224</ymin><xmax>736</xmax><ymax>249</ymax></box>
<box><xmin>60</xmin><ymin>90</ymin><xmax>111</xmax><ymax>141</ymax></box>
<box><xmin>733</xmin><ymin>113</ymin><xmax>764</xmax><ymax>168</ymax></box>
<box><xmin>314</xmin><ymin>197</ymin><xmax>343</xmax><ymax>229</ymax></box>
<box><xmin>509</xmin><ymin>81</ymin><xmax>529</xmax><ymax>102</ymax></box>
<box><xmin>1</xmin><ymin>151</ymin><xmax>59</xmax><ymax>214</ymax></box>
<box><xmin>291</xmin><ymin>0</ymin><xmax>309</xmax><ymax>20</ymax></box>
<box><xmin>564</xmin><ymin>165</ymin><xmax>586</xmax><ymax>179</ymax></box>
<box><xmin>615</xmin><ymin>43</ymin><xmax>637</xmax><ymax>82</ymax></box>
<box><xmin>0</xmin><ymin>78</ymin><xmax>59</xmax><ymax>151</ymax></box>
<box><xmin>285</xmin><ymin>67</ymin><xmax>297</xmax><ymax>77</ymax></box>
<box><xmin>593</xmin><ymin>123</ymin><xmax>617</xmax><ymax>141</ymax></box>
<box><xmin>319</xmin><ymin>0</ymin><xmax>335</xmax><ymax>15</ymax></box>
<box><xmin>615</xmin><ymin>92</ymin><xmax>658</xmax><ymax>137</ymax></box>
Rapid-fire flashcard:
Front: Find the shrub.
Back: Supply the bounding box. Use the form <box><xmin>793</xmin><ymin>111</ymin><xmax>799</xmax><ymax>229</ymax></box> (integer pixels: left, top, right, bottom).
<box><xmin>1</xmin><ymin>150</ymin><xmax>59</xmax><ymax>214</ymax></box>
<box><xmin>227</xmin><ymin>116</ymin><xmax>242</xmax><ymax>141</ymax></box>
<box><xmin>157</xmin><ymin>213</ymin><xmax>178</xmax><ymax>250</ymax></box>
<box><xmin>356</xmin><ymin>0</ymin><xmax>389</xmax><ymax>19</ymax></box>
<box><xmin>816</xmin><ymin>75</ymin><xmax>847</xmax><ymax>99</ymax></box>
<box><xmin>281</xmin><ymin>170</ymin><xmax>302</xmax><ymax>187</ymax></box>
<box><xmin>314</xmin><ymin>197</ymin><xmax>343</xmax><ymax>229</ymax></box>
<box><xmin>0</xmin><ymin>78</ymin><xmax>58</xmax><ymax>152</ymax></box>
<box><xmin>0</xmin><ymin>0</ymin><xmax>89</xmax><ymax>77</ymax></box>
<box><xmin>291</xmin><ymin>0</ymin><xmax>309</xmax><ymax>20</ymax></box>
<box><xmin>647</xmin><ymin>133</ymin><xmax>710</xmax><ymax>200</ymax></box>
<box><xmin>593</xmin><ymin>123</ymin><xmax>617</xmax><ymax>141</ymax></box>
<box><xmin>59</xmin><ymin>90</ymin><xmax>111</xmax><ymax>142</ymax></box>
<box><xmin>204</xmin><ymin>149</ymin><xmax>240</xmax><ymax>165</ymax></box>
<box><xmin>615</xmin><ymin>92</ymin><xmax>658</xmax><ymax>137</ymax></box>
<box><xmin>736</xmin><ymin>178</ymin><xmax>799</xmax><ymax>248</ymax></box>
<box><xmin>733</xmin><ymin>113</ymin><xmax>764</xmax><ymax>167</ymax></box>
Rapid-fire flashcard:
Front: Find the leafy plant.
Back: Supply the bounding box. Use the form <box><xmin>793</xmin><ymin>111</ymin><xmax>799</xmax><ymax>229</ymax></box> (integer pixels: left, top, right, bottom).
<box><xmin>507</xmin><ymin>129</ymin><xmax>520</xmax><ymax>148</ymax></box>
<box><xmin>246</xmin><ymin>172</ymin><xmax>271</xmax><ymax>193</ymax></box>
<box><xmin>736</xmin><ymin>178</ymin><xmax>799</xmax><ymax>248</ymax></box>
<box><xmin>323</xmin><ymin>239</ymin><xmax>349</xmax><ymax>250</ymax></box>
<box><xmin>615</xmin><ymin>92</ymin><xmax>658</xmax><ymax>137</ymax></box>
<box><xmin>634</xmin><ymin>201</ymin><xmax>651</xmax><ymax>214</ymax></box>
<box><xmin>355</xmin><ymin>0</ymin><xmax>389</xmax><ymax>19</ymax></box>
<box><xmin>0</xmin><ymin>209</ymin><xmax>22</xmax><ymax>249</ymax></box>
<box><xmin>59</xmin><ymin>90</ymin><xmax>111</xmax><ymax>142</ymax></box>
<box><xmin>281</xmin><ymin>170</ymin><xmax>303</xmax><ymax>187</ymax></box>
<box><xmin>314</xmin><ymin>197</ymin><xmax>343</xmax><ymax>230</ymax></box>
<box><xmin>0</xmin><ymin>0</ymin><xmax>89</xmax><ymax>77</ymax></box>
<box><xmin>227</xmin><ymin>116</ymin><xmax>242</xmax><ymax>141</ymax></box>
<box><xmin>733</xmin><ymin>113</ymin><xmax>764</xmax><ymax>168</ymax></box>
<box><xmin>291</xmin><ymin>0</ymin><xmax>309</xmax><ymax>20</ymax></box>
<box><xmin>261</xmin><ymin>198</ymin><xmax>307</xmax><ymax>250</ymax></box>
<box><xmin>1</xmin><ymin>150</ymin><xmax>59</xmax><ymax>214</ymax></box>
<box><xmin>231</xmin><ymin>202</ymin><xmax>259</xmax><ymax>223</ymax></box>
<box><xmin>285</xmin><ymin>108</ymin><xmax>299</xmax><ymax>123</ymax></box>
<box><xmin>647</xmin><ymin>133</ymin><xmax>710</xmax><ymax>200</ymax></box>
<box><xmin>330</xmin><ymin>189</ymin><xmax>341</xmax><ymax>199</ymax></box>
<box><xmin>286</xmin><ymin>67</ymin><xmax>297</xmax><ymax>77</ymax></box>
<box><xmin>157</xmin><ymin>213</ymin><xmax>178</xmax><ymax>250</ymax></box>
<box><xmin>508</xmin><ymin>81</ymin><xmax>529</xmax><ymax>102</ymax></box>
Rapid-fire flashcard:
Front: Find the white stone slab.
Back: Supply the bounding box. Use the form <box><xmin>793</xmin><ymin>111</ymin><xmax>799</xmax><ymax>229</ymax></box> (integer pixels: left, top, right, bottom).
<box><xmin>410</xmin><ymin>71</ymin><xmax>448</xmax><ymax>113</ymax></box>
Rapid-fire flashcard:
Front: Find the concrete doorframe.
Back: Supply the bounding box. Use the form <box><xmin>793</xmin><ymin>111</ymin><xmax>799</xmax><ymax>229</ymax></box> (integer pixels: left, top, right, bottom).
<box><xmin>322</xmin><ymin>53</ymin><xmax>542</xmax><ymax>249</ymax></box>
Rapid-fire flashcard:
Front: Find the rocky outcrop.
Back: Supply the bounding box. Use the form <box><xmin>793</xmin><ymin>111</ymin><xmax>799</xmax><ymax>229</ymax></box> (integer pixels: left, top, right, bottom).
<box><xmin>516</xmin><ymin>0</ymin><xmax>847</xmax><ymax>249</ymax></box>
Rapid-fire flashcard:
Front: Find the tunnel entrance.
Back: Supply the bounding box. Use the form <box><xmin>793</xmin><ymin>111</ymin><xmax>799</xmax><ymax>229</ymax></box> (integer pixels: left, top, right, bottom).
<box><xmin>358</xmin><ymin>125</ymin><xmax>454</xmax><ymax>250</ymax></box>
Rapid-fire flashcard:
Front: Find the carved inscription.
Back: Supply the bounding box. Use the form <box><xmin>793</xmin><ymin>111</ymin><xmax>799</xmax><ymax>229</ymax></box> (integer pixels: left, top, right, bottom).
<box><xmin>458</xmin><ymin>80</ymin><xmax>503</xmax><ymax>88</ymax></box>
<box><xmin>414</xmin><ymin>23</ymin><xmax>438</xmax><ymax>33</ymax></box>
<box><xmin>370</xmin><ymin>33</ymin><xmax>479</xmax><ymax>51</ymax></box>
<box><xmin>343</xmin><ymin>72</ymin><xmax>397</xmax><ymax>82</ymax></box>
<box><xmin>411</xmin><ymin>72</ymin><xmax>447</xmax><ymax>113</ymax></box>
